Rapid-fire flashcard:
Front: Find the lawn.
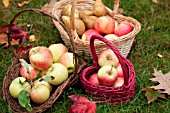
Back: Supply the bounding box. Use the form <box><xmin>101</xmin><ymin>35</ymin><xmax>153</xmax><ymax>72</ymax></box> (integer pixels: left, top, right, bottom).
<box><xmin>0</xmin><ymin>0</ymin><xmax>170</xmax><ymax>113</ymax></box>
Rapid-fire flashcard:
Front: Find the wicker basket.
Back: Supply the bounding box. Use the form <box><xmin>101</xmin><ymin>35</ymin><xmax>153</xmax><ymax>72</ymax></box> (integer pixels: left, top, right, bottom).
<box><xmin>52</xmin><ymin>0</ymin><xmax>141</xmax><ymax>58</ymax></box>
<box><xmin>2</xmin><ymin>9</ymin><xmax>86</xmax><ymax>113</ymax></box>
<box><xmin>80</xmin><ymin>35</ymin><xmax>136</xmax><ymax>104</ymax></box>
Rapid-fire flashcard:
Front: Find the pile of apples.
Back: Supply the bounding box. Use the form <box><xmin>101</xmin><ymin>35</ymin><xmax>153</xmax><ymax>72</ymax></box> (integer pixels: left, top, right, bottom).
<box><xmin>61</xmin><ymin>0</ymin><xmax>133</xmax><ymax>42</ymax></box>
<box><xmin>9</xmin><ymin>43</ymin><xmax>75</xmax><ymax>104</ymax></box>
<box><xmin>88</xmin><ymin>49</ymin><xmax>124</xmax><ymax>87</ymax></box>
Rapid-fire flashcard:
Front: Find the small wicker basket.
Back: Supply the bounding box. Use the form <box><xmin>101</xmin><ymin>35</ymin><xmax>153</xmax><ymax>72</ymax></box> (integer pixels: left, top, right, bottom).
<box><xmin>52</xmin><ymin>0</ymin><xmax>141</xmax><ymax>57</ymax></box>
<box><xmin>80</xmin><ymin>35</ymin><xmax>136</xmax><ymax>104</ymax></box>
<box><xmin>2</xmin><ymin>9</ymin><xmax>86</xmax><ymax>113</ymax></box>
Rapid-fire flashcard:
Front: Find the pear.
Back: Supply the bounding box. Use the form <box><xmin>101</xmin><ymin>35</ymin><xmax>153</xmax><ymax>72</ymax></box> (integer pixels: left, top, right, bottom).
<box><xmin>93</xmin><ymin>0</ymin><xmax>107</xmax><ymax>17</ymax></box>
<box><xmin>62</xmin><ymin>4</ymin><xmax>79</xmax><ymax>18</ymax></box>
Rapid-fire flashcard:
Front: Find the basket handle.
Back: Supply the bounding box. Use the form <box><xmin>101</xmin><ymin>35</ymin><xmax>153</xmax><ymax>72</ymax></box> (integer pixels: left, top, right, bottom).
<box><xmin>7</xmin><ymin>8</ymin><xmax>78</xmax><ymax>76</ymax></box>
<box><xmin>112</xmin><ymin>0</ymin><xmax>120</xmax><ymax>17</ymax></box>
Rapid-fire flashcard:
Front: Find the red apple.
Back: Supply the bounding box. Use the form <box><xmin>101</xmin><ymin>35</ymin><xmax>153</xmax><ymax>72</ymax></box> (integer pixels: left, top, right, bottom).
<box><xmin>116</xmin><ymin>63</ymin><xmax>124</xmax><ymax>77</ymax></box>
<box><xmin>20</xmin><ymin>64</ymin><xmax>39</xmax><ymax>81</ymax></box>
<box><xmin>30</xmin><ymin>84</ymin><xmax>50</xmax><ymax>104</ymax></box>
<box><xmin>94</xmin><ymin>16</ymin><xmax>115</xmax><ymax>34</ymax></box>
<box><xmin>29</xmin><ymin>46</ymin><xmax>53</xmax><ymax>70</ymax></box>
<box><xmin>97</xmin><ymin>65</ymin><xmax>118</xmax><ymax>86</ymax></box>
<box><xmin>113</xmin><ymin>77</ymin><xmax>124</xmax><ymax>87</ymax></box>
<box><xmin>98</xmin><ymin>49</ymin><xmax>119</xmax><ymax>67</ymax></box>
<box><xmin>57</xmin><ymin>52</ymin><xmax>75</xmax><ymax>73</ymax></box>
<box><xmin>48</xmin><ymin>43</ymin><xmax>68</xmax><ymax>63</ymax></box>
<box><xmin>114</xmin><ymin>21</ymin><xmax>133</xmax><ymax>37</ymax></box>
<box><xmin>88</xmin><ymin>73</ymin><xmax>100</xmax><ymax>85</ymax></box>
<box><xmin>81</xmin><ymin>29</ymin><xmax>100</xmax><ymax>41</ymax></box>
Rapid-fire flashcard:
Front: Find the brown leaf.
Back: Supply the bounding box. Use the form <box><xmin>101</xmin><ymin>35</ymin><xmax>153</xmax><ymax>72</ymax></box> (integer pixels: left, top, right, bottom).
<box><xmin>150</xmin><ymin>68</ymin><xmax>170</xmax><ymax>95</ymax></box>
<box><xmin>41</xmin><ymin>0</ymin><xmax>56</xmax><ymax>14</ymax></box>
<box><xmin>3</xmin><ymin>0</ymin><xmax>10</xmax><ymax>7</ymax></box>
<box><xmin>0</xmin><ymin>33</ymin><xmax>19</xmax><ymax>47</ymax></box>
<box><xmin>18</xmin><ymin>1</ymin><xmax>30</xmax><ymax>7</ymax></box>
<box><xmin>142</xmin><ymin>87</ymin><xmax>165</xmax><ymax>104</ymax></box>
<box><xmin>152</xmin><ymin>0</ymin><xmax>158</xmax><ymax>4</ymax></box>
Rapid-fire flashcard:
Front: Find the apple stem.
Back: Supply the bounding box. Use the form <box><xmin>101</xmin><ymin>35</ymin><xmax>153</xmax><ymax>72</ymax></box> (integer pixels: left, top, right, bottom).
<box><xmin>110</xmin><ymin>65</ymin><xmax>113</xmax><ymax>73</ymax></box>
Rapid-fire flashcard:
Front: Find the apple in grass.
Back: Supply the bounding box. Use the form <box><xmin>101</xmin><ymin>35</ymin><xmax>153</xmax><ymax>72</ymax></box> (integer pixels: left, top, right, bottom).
<box><xmin>88</xmin><ymin>73</ymin><xmax>100</xmax><ymax>85</ymax></box>
<box><xmin>114</xmin><ymin>21</ymin><xmax>133</xmax><ymax>37</ymax></box>
<box><xmin>94</xmin><ymin>16</ymin><xmax>115</xmax><ymax>34</ymax></box>
<box><xmin>30</xmin><ymin>84</ymin><xmax>50</xmax><ymax>104</ymax></box>
<box><xmin>45</xmin><ymin>63</ymin><xmax>68</xmax><ymax>85</ymax></box>
<box><xmin>48</xmin><ymin>43</ymin><xmax>68</xmax><ymax>63</ymax></box>
<box><xmin>29</xmin><ymin>46</ymin><xmax>53</xmax><ymax>70</ymax></box>
<box><xmin>20</xmin><ymin>64</ymin><xmax>39</xmax><ymax>81</ymax></box>
<box><xmin>98</xmin><ymin>65</ymin><xmax>118</xmax><ymax>86</ymax></box>
<box><xmin>57</xmin><ymin>52</ymin><xmax>76</xmax><ymax>73</ymax></box>
<box><xmin>98</xmin><ymin>49</ymin><xmax>119</xmax><ymax>67</ymax></box>
<box><xmin>113</xmin><ymin>77</ymin><xmax>124</xmax><ymax>87</ymax></box>
<box><xmin>81</xmin><ymin>29</ymin><xmax>101</xmax><ymax>41</ymax></box>
<box><xmin>9</xmin><ymin>77</ymin><xmax>31</xmax><ymax>98</ymax></box>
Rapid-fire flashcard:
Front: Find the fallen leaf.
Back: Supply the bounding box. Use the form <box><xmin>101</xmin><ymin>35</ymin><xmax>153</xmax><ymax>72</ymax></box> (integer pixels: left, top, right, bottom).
<box><xmin>69</xmin><ymin>94</ymin><xmax>96</xmax><ymax>113</ymax></box>
<box><xmin>0</xmin><ymin>33</ymin><xmax>19</xmax><ymax>47</ymax></box>
<box><xmin>16</xmin><ymin>45</ymin><xmax>33</xmax><ymax>55</ymax></box>
<box><xmin>142</xmin><ymin>87</ymin><xmax>165</xmax><ymax>104</ymax></box>
<box><xmin>0</xmin><ymin>24</ymin><xmax>29</xmax><ymax>44</ymax></box>
<box><xmin>3</xmin><ymin>0</ymin><xmax>10</xmax><ymax>7</ymax></box>
<box><xmin>152</xmin><ymin>0</ymin><xmax>158</xmax><ymax>4</ymax></box>
<box><xmin>29</xmin><ymin>35</ymin><xmax>36</xmax><ymax>42</ymax></box>
<box><xmin>150</xmin><ymin>68</ymin><xmax>170</xmax><ymax>95</ymax></box>
<box><xmin>41</xmin><ymin>0</ymin><xmax>56</xmax><ymax>14</ymax></box>
<box><xmin>18</xmin><ymin>1</ymin><xmax>30</xmax><ymax>7</ymax></box>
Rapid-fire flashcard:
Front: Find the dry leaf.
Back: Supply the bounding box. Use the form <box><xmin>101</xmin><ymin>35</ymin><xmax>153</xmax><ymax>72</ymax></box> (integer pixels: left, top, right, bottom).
<box><xmin>3</xmin><ymin>0</ymin><xmax>10</xmax><ymax>7</ymax></box>
<box><xmin>29</xmin><ymin>35</ymin><xmax>36</xmax><ymax>42</ymax></box>
<box><xmin>0</xmin><ymin>33</ymin><xmax>19</xmax><ymax>46</ymax></box>
<box><xmin>150</xmin><ymin>68</ymin><xmax>170</xmax><ymax>95</ymax></box>
<box><xmin>142</xmin><ymin>87</ymin><xmax>165</xmax><ymax>104</ymax></box>
<box><xmin>18</xmin><ymin>1</ymin><xmax>30</xmax><ymax>7</ymax></box>
<box><xmin>41</xmin><ymin>0</ymin><xmax>56</xmax><ymax>14</ymax></box>
<box><xmin>152</xmin><ymin>0</ymin><xmax>158</xmax><ymax>4</ymax></box>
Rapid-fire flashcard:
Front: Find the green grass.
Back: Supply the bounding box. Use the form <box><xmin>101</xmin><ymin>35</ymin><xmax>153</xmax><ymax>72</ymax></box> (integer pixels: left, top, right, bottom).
<box><xmin>0</xmin><ymin>0</ymin><xmax>170</xmax><ymax>113</ymax></box>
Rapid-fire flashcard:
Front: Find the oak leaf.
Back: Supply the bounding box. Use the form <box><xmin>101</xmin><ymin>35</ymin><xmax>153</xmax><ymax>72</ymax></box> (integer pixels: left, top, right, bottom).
<box><xmin>0</xmin><ymin>33</ymin><xmax>19</xmax><ymax>47</ymax></box>
<box><xmin>68</xmin><ymin>94</ymin><xmax>96</xmax><ymax>113</ymax></box>
<box><xmin>150</xmin><ymin>68</ymin><xmax>170</xmax><ymax>95</ymax></box>
<box><xmin>142</xmin><ymin>87</ymin><xmax>165</xmax><ymax>104</ymax></box>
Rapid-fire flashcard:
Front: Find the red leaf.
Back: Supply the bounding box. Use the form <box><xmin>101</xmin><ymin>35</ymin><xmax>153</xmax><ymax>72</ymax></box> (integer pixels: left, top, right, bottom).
<box><xmin>68</xmin><ymin>94</ymin><xmax>96</xmax><ymax>113</ymax></box>
<box><xmin>0</xmin><ymin>24</ymin><xmax>29</xmax><ymax>44</ymax></box>
<box><xmin>16</xmin><ymin>45</ymin><xmax>33</xmax><ymax>55</ymax></box>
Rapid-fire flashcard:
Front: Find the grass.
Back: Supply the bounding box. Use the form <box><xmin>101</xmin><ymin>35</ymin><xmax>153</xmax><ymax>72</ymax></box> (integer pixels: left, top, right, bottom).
<box><xmin>0</xmin><ymin>0</ymin><xmax>170</xmax><ymax>113</ymax></box>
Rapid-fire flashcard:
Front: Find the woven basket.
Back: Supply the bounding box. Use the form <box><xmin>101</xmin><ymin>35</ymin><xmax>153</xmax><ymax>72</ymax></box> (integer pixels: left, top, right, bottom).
<box><xmin>52</xmin><ymin>0</ymin><xmax>141</xmax><ymax>58</ymax></box>
<box><xmin>2</xmin><ymin>9</ymin><xmax>86</xmax><ymax>113</ymax></box>
<box><xmin>80</xmin><ymin>35</ymin><xmax>136</xmax><ymax>104</ymax></box>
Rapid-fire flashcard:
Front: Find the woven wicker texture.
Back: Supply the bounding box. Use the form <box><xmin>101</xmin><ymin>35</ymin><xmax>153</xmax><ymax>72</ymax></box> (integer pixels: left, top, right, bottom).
<box><xmin>52</xmin><ymin>0</ymin><xmax>141</xmax><ymax>57</ymax></box>
<box><xmin>80</xmin><ymin>35</ymin><xmax>136</xmax><ymax>104</ymax></box>
<box><xmin>2</xmin><ymin>9</ymin><xmax>86</xmax><ymax>113</ymax></box>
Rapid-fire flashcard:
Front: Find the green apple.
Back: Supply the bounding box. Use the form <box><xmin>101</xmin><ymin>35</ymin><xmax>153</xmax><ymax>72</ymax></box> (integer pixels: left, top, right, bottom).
<box><xmin>33</xmin><ymin>79</ymin><xmax>53</xmax><ymax>92</ymax></box>
<box><xmin>30</xmin><ymin>84</ymin><xmax>50</xmax><ymax>104</ymax></box>
<box><xmin>48</xmin><ymin>43</ymin><xmax>68</xmax><ymax>63</ymax></box>
<box><xmin>46</xmin><ymin>63</ymin><xmax>68</xmax><ymax>85</ymax></box>
<box><xmin>9</xmin><ymin>77</ymin><xmax>31</xmax><ymax>98</ymax></box>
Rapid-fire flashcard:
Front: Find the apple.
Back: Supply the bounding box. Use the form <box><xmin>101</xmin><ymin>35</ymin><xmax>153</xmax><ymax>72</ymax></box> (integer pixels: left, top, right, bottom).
<box><xmin>116</xmin><ymin>63</ymin><xmax>124</xmax><ymax>77</ymax></box>
<box><xmin>104</xmin><ymin>34</ymin><xmax>119</xmax><ymax>40</ymax></box>
<box><xmin>48</xmin><ymin>43</ymin><xmax>68</xmax><ymax>63</ymax></box>
<box><xmin>88</xmin><ymin>73</ymin><xmax>100</xmax><ymax>85</ymax></box>
<box><xmin>29</xmin><ymin>46</ymin><xmax>53</xmax><ymax>70</ymax></box>
<box><xmin>98</xmin><ymin>49</ymin><xmax>119</xmax><ymax>67</ymax></box>
<box><xmin>20</xmin><ymin>64</ymin><xmax>39</xmax><ymax>81</ymax></box>
<box><xmin>9</xmin><ymin>77</ymin><xmax>31</xmax><ymax>98</ymax></box>
<box><xmin>81</xmin><ymin>29</ymin><xmax>100</xmax><ymax>41</ymax></box>
<box><xmin>94</xmin><ymin>16</ymin><xmax>115</xmax><ymax>34</ymax></box>
<box><xmin>113</xmin><ymin>77</ymin><xmax>124</xmax><ymax>87</ymax></box>
<box><xmin>98</xmin><ymin>65</ymin><xmax>118</xmax><ymax>86</ymax></box>
<box><xmin>114</xmin><ymin>21</ymin><xmax>133</xmax><ymax>37</ymax></box>
<box><xmin>33</xmin><ymin>79</ymin><xmax>53</xmax><ymax>92</ymax></box>
<box><xmin>45</xmin><ymin>63</ymin><xmax>68</xmax><ymax>85</ymax></box>
<box><xmin>57</xmin><ymin>52</ymin><xmax>75</xmax><ymax>73</ymax></box>
<box><xmin>30</xmin><ymin>84</ymin><xmax>50</xmax><ymax>104</ymax></box>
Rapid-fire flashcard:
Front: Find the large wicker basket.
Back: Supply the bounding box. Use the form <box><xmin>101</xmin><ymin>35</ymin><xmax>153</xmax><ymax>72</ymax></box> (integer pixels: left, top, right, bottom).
<box><xmin>80</xmin><ymin>35</ymin><xmax>136</xmax><ymax>104</ymax></box>
<box><xmin>2</xmin><ymin>9</ymin><xmax>86</xmax><ymax>113</ymax></box>
<box><xmin>52</xmin><ymin>0</ymin><xmax>141</xmax><ymax>57</ymax></box>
